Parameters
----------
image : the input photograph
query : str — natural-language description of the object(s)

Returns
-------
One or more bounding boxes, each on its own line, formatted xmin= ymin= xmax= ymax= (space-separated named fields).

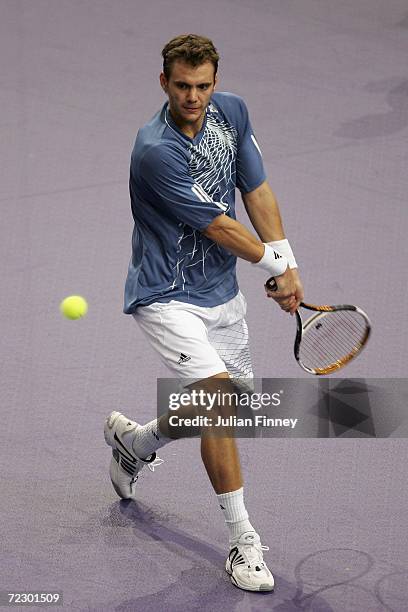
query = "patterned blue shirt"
xmin=124 ymin=92 xmax=266 ymax=313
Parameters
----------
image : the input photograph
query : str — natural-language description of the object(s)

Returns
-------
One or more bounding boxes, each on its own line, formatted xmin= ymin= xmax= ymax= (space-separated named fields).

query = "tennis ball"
xmin=60 ymin=295 xmax=88 ymax=320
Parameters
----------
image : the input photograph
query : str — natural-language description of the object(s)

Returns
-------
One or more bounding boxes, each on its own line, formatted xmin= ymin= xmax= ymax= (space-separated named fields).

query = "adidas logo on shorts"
xmin=177 ymin=352 xmax=191 ymax=364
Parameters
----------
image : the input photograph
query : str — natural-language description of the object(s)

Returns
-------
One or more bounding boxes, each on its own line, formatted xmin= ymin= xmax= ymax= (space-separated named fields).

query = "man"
xmin=104 ymin=34 xmax=304 ymax=592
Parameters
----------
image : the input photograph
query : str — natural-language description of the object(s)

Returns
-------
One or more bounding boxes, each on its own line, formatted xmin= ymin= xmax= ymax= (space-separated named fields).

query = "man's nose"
xmin=187 ymin=88 xmax=199 ymax=101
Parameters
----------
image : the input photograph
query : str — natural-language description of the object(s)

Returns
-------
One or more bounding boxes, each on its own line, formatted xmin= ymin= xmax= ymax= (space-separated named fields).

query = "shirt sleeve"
xmin=138 ymin=143 xmax=226 ymax=231
xmin=235 ymin=97 xmax=267 ymax=194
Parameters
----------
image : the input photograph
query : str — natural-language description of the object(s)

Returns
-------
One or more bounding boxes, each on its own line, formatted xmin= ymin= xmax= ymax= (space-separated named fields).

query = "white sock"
xmin=217 ymin=487 xmax=255 ymax=545
xmin=129 ymin=418 xmax=173 ymax=458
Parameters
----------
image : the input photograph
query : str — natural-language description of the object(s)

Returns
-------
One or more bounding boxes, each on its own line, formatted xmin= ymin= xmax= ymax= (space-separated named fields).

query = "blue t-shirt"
xmin=124 ymin=91 xmax=266 ymax=313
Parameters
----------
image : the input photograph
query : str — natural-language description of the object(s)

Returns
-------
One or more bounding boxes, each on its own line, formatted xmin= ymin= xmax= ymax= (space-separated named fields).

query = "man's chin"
xmin=183 ymin=109 xmax=203 ymax=119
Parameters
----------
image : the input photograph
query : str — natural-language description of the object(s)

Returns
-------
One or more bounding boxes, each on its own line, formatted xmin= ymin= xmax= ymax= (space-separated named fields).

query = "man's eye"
xmin=177 ymin=84 xmax=208 ymax=90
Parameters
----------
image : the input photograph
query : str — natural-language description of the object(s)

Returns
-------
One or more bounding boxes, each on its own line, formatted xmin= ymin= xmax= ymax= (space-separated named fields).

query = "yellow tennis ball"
xmin=60 ymin=295 xmax=88 ymax=320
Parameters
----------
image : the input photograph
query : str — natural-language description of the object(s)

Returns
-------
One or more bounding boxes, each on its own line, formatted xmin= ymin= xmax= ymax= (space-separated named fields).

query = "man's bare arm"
xmin=241 ymin=180 xmax=285 ymax=242
xmin=240 ymin=179 xmax=305 ymax=311
xmin=202 ymin=214 xmax=265 ymax=262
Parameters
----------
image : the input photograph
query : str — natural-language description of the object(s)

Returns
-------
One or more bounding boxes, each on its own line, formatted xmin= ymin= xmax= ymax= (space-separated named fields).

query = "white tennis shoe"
xmin=104 ymin=411 xmax=164 ymax=500
xmin=225 ymin=531 xmax=275 ymax=592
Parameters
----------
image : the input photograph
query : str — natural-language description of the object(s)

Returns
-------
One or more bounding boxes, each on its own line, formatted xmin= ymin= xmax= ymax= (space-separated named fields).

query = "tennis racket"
xmin=265 ymin=277 xmax=371 ymax=375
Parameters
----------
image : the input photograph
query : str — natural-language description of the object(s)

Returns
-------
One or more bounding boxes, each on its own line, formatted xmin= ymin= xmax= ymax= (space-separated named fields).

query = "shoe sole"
xmin=225 ymin=561 xmax=274 ymax=592
xmin=110 ymin=472 xmax=128 ymax=499
xmin=104 ymin=411 xmax=137 ymax=500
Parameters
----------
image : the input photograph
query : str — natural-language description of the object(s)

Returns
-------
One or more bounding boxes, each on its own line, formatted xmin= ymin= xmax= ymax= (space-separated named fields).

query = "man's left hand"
xmin=265 ymin=268 xmax=304 ymax=315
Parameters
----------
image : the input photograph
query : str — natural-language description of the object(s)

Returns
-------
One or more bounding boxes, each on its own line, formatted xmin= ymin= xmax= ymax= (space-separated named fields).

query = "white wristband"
xmin=267 ymin=239 xmax=297 ymax=269
xmin=252 ymin=244 xmax=288 ymax=276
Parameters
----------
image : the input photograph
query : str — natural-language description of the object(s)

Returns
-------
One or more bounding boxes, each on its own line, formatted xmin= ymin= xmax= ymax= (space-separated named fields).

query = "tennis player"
xmin=104 ymin=34 xmax=304 ymax=592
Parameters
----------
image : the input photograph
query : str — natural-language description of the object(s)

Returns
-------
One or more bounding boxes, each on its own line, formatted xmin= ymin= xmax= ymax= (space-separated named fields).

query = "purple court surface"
xmin=1 ymin=0 xmax=408 ymax=610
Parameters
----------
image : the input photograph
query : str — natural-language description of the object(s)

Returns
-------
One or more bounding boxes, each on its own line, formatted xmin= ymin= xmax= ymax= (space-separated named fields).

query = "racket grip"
xmin=265 ymin=277 xmax=278 ymax=291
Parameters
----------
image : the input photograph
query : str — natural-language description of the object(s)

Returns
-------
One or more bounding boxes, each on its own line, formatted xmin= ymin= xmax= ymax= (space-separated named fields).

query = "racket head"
xmin=295 ymin=303 xmax=371 ymax=375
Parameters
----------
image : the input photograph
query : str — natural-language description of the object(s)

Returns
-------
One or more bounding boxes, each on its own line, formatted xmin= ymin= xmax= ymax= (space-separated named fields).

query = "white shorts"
xmin=132 ymin=291 xmax=253 ymax=383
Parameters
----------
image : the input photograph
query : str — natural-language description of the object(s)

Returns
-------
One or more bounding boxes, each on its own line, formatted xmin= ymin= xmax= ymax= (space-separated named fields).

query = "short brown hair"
xmin=161 ymin=34 xmax=219 ymax=81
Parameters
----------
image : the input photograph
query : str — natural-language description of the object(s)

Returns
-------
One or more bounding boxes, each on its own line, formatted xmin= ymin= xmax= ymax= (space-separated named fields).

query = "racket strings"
xmin=311 ymin=311 xmax=363 ymax=357
xmin=299 ymin=309 xmax=368 ymax=373
xmin=302 ymin=312 xmax=364 ymax=362
xmin=301 ymin=311 xmax=365 ymax=367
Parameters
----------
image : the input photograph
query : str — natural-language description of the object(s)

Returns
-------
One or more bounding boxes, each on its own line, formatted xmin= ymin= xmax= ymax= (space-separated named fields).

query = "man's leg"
xmin=155 ymin=372 xmax=257 ymax=540
xmin=200 ymin=431 xmax=242 ymax=493
xmin=199 ymin=372 xmax=243 ymax=494
xmin=152 ymin=371 xmax=274 ymax=591
xmin=156 ymin=372 xmax=242 ymax=493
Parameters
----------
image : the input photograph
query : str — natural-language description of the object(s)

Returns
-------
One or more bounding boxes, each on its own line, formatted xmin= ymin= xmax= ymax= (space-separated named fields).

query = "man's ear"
xmin=160 ymin=72 xmax=168 ymax=93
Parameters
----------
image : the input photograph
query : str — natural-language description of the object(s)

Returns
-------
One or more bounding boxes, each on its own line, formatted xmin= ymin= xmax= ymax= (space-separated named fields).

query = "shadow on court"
xmin=335 ymin=79 xmax=408 ymax=139
xmin=96 ymin=501 xmax=336 ymax=612
xmin=313 ymin=379 xmax=407 ymax=438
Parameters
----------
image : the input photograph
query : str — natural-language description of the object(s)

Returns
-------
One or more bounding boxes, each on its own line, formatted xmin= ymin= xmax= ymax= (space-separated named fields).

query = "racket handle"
xmin=265 ymin=276 xmax=278 ymax=291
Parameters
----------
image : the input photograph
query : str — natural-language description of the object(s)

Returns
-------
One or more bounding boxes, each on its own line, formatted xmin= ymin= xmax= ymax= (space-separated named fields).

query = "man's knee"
xmin=188 ymin=373 xmax=238 ymax=422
